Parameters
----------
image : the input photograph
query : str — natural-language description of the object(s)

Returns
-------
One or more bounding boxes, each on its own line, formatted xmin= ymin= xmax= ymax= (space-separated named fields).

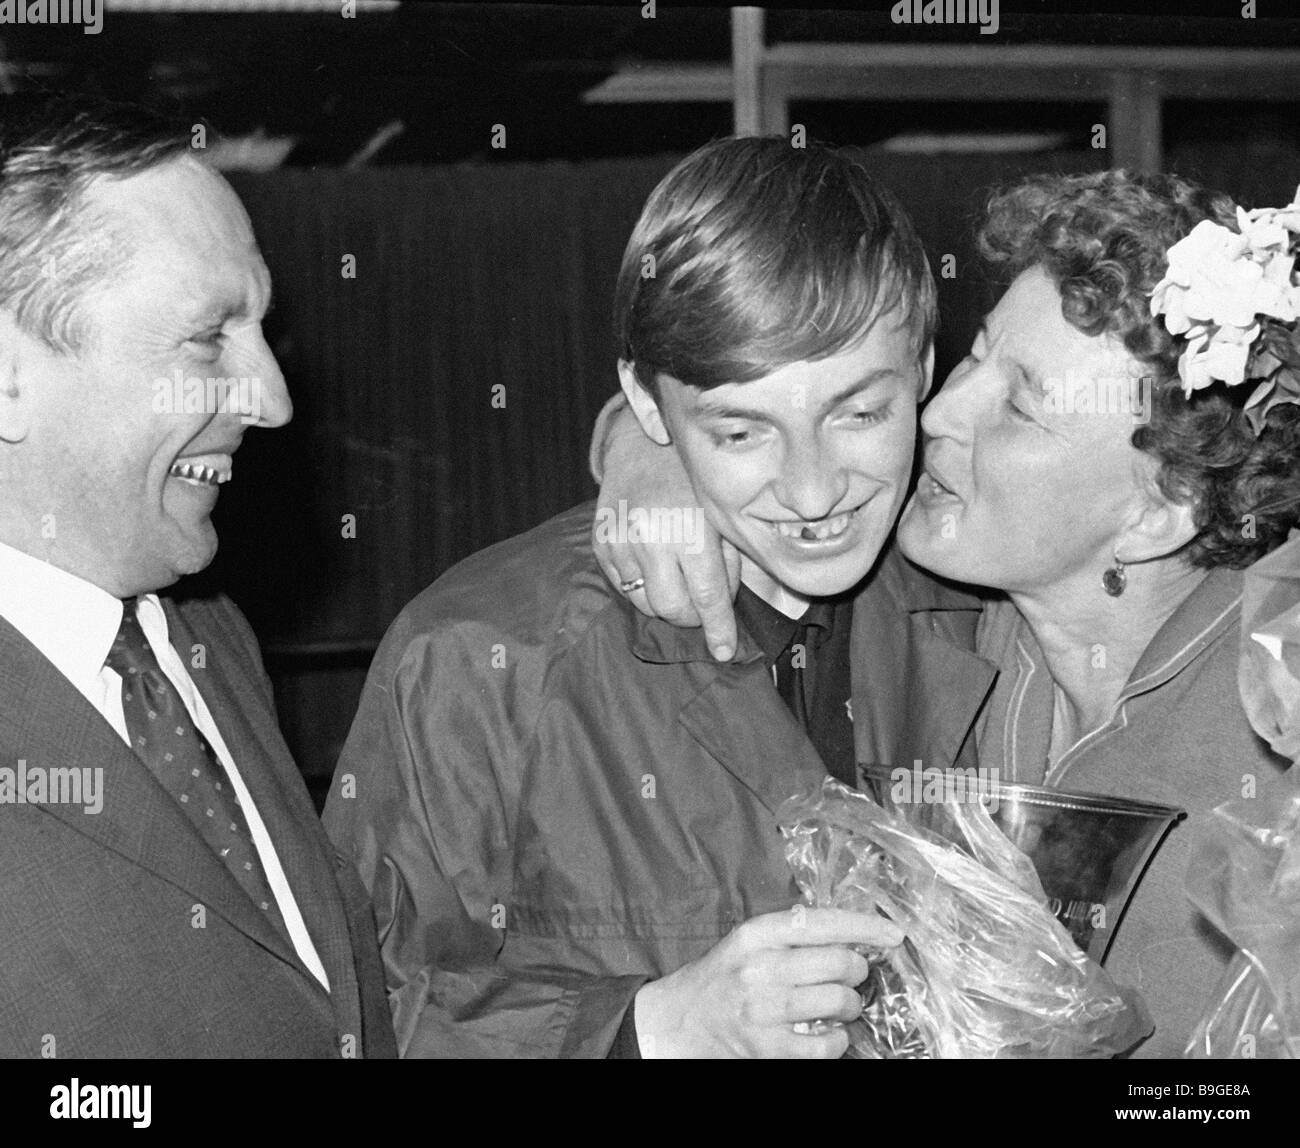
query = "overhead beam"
xmin=585 ymin=44 xmax=1300 ymax=105
xmin=582 ymin=63 xmax=732 ymax=105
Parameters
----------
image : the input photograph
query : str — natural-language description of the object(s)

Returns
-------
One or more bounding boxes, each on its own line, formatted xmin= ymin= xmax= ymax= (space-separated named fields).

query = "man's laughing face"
xmin=4 ymin=155 xmax=291 ymax=597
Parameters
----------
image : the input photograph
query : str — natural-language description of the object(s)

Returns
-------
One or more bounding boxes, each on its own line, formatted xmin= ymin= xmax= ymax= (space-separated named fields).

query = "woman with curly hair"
xmin=592 ymin=165 xmax=1299 ymax=1056
xmin=896 ymin=169 xmax=1299 ymax=1056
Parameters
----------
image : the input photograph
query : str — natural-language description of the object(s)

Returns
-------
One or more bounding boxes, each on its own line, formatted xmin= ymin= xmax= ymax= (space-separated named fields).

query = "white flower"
xmin=1176 ymin=320 xmax=1259 ymax=394
xmin=1152 ymin=191 xmax=1300 ymax=399
xmin=1243 ymin=186 xmax=1300 ymax=238
xmin=1258 ymin=248 xmax=1300 ymax=323
xmin=1151 ymin=220 xmax=1265 ymax=331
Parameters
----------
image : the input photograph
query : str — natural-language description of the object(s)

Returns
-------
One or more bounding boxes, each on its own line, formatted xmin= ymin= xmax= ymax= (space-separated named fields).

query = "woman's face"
xmin=897 ymin=266 xmax=1162 ymax=596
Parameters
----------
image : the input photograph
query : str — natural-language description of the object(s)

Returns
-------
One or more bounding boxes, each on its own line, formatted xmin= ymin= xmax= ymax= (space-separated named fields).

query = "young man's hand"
xmin=632 ymin=907 xmax=902 ymax=1059
xmin=592 ymin=401 xmax=742 ymax=660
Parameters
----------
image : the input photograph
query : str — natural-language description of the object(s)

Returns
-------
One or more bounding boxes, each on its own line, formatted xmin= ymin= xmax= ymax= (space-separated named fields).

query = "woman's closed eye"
xmin=1005 ymin=395 xmax=1035 ymax=421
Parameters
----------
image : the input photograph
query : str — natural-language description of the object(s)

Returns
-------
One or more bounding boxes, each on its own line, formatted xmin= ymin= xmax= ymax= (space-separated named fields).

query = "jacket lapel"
xmin=848 ymin=548 xmax=998 ymax=776
xmin=634 ymin=543 xmax=999 ymax=807
xmin=164 ymin=599 xmax=364 ymax=1038
xmin=678 ymin=659 xmax=833 ymax=815
xmin=0 ymin=615 xmax=293 ymax=958
xmin=634 ymin=615 xmax=829 ymax=814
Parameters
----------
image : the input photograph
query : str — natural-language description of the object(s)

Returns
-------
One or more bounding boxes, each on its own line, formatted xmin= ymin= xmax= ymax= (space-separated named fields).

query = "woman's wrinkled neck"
xmin=1008 ymin=555 xmax=1210 ymax=743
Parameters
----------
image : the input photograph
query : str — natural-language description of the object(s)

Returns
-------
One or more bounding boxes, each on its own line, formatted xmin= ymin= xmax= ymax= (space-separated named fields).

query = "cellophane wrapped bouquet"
xmin=778 ymin=777 xmax=1153 ymax=1058
xmin=1184 ymin=532 xmax=1300 ymax=1059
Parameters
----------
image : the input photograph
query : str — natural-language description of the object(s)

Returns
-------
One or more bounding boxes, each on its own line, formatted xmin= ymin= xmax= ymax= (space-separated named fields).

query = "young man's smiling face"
xmin=622 ymin=315 xmax=925 ymax=612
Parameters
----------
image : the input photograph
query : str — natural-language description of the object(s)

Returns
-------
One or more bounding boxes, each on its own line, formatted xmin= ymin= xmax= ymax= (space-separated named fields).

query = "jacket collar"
xmin=988 ymin=565 xmax=1245 ymax=703
xmin=1124 ymin=565 xmax=1243 ymax=697
xmin=630 ymin=543 xmax=996 ymax=795
xmin=848 ymin=545 xmax=996 ymax=776
xmin=630 ymin=607 xmax=767 ymax=666
xmin=629 ymin=548 xmax=986 ymax=668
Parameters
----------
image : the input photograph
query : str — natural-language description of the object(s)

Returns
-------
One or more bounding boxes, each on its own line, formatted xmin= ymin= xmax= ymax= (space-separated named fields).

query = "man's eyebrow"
xmin=692 ymin=367 xmax=905 ymax=420
xmin=183 ymin=289 xmax=274 ymax=328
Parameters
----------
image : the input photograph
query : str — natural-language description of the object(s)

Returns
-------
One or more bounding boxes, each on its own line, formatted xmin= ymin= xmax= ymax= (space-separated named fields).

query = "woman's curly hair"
xmin=979 ymin=169 xmax=1300 ymax=569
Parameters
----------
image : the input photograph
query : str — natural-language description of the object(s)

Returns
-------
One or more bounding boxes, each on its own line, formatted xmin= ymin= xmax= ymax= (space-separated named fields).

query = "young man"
xmin=325 ymin=137 xmax=992 ymax=1058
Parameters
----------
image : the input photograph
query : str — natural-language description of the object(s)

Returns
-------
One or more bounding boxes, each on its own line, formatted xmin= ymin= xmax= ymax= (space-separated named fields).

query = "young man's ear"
xmin=0 ymin=310 xmax=32 ymax=446
xmin=918 ymin=343 xmax=935 ymax=402
xmin=618 ymin=359 xmax=672 ymax=446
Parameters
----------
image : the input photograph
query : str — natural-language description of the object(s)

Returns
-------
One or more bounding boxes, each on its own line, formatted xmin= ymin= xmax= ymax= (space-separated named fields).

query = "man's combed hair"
xmin=979 ymin=169 xmax=1300 ymax=569
xmin=614 ymin=136 xmax=937 ymax=397
xmin=0 ymin=93 xmax=196 ymax=354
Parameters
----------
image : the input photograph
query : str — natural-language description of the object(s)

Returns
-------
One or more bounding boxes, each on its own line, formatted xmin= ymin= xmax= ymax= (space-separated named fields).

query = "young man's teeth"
xmin=775 ymin=511 xmax=852 ymax=541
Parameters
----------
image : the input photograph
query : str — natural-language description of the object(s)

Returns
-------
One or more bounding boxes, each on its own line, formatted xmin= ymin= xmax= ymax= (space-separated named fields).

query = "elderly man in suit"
xmin=0 ymin=94 xmax=395 ymax=1058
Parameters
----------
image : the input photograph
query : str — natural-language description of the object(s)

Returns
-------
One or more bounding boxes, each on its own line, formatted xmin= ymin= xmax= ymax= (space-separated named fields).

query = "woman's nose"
xmin=921 ymin=361 xmax=981 ymax=441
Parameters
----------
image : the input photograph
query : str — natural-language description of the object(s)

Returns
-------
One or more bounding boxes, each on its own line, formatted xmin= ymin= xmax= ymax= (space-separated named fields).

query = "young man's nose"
xmin=772 ymin=453 xmax=850 ymax=521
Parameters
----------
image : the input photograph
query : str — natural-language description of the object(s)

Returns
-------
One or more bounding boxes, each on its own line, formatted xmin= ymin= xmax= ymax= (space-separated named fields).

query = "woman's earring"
xmin=1102 ymin=555 xmax=1127 ymax=597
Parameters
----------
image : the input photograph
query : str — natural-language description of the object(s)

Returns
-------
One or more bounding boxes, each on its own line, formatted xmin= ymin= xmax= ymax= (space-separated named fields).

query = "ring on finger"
xmin=619 ymin=577 xmax=646 ymax=595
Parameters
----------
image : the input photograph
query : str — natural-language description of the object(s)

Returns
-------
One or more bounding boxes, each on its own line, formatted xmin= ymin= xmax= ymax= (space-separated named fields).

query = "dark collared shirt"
xmin=733 ymin=583 xmax=857 ymax=789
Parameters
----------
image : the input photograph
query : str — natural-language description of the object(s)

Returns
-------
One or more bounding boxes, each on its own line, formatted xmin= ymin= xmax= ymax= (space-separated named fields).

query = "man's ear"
xmin=1115 ymin=457 xmax=1199 ymax=564
xmin=0 ymin=311 xmax=31 ymax=445
xmin=918 ymin=343 xmax=935 ymax=401
xmin=617 ymin=359 xmax=672 ymax=446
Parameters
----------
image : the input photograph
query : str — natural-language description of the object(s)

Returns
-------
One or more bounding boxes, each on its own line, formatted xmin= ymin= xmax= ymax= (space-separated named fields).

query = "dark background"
xmin=6 ymin=1 xmax=1297 ymax=801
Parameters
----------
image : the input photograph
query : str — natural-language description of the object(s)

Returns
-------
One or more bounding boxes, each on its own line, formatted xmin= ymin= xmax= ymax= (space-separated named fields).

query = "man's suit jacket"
xmin=0 ymin=592 xmax=397 ymax=1058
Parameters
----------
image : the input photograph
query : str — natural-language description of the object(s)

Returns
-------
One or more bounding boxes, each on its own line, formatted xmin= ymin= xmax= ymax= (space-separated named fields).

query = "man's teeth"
xmin=774 ymin=511 xmax=854 ymax=541
xmin=169 ymin=461 xmax=231 ymax=486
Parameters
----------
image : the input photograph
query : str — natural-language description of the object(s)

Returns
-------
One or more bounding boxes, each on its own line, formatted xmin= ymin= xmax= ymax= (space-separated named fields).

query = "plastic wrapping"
xmin=1184 ymin=531 xmax=1300 ymax=1059
xmin=779 ymin=777 xmax=1153 ymax=1059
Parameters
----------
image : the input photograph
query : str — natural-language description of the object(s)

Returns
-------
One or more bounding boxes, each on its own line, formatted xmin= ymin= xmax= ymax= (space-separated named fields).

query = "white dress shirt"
xmin=0 ymin=541 xmax=329 ymax=990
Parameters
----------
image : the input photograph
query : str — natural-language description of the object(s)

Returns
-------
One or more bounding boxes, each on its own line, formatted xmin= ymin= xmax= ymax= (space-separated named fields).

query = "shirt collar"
xmin=630 ymin=580 xmax=851 ymax=667
xmin=0 ymin=542 xmax=166 ymax=693
xmin=734 ymin=583 xmax=847 ymax=662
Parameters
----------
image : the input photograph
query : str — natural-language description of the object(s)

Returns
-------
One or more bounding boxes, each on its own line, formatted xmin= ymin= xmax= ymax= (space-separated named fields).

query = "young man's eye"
xmin=847 ymin=402 xmax=891 ymax=427
xmin=709 ymin=429 xmax=753 ymax=448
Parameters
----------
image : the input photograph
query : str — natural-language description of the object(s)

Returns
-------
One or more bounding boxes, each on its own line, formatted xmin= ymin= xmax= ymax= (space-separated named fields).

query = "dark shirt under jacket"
xmin=733 ymin=584 xmax=858 ymax=790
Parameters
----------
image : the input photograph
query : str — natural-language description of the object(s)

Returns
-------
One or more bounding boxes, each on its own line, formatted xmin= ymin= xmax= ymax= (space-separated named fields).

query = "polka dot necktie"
xmin=106 ymin=598 xmax=288 ymax=938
